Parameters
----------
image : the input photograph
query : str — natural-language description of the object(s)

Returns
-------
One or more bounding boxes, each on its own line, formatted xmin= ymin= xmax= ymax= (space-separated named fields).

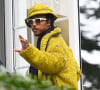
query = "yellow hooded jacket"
xmin=20 ymin=27 xmax=81 ymax=90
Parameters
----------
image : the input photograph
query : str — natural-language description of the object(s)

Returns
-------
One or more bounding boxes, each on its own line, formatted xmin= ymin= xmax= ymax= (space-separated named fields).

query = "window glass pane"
xmin=14 ymin=28 xmax=29 ymax=68
xmin=32 ymin=0 xmax=68 ymax=16
xmin=52 ymin=0 xmax=68 ymax=16
xmin=14 ymin=0 xmax=27 ymax=27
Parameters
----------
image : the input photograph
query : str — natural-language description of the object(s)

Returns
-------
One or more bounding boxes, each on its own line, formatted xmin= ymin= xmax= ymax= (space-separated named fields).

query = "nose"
xmin=31 ymin=22 xmax=36 ymax=28
xmin=32 ymin=22 xmax=37 ymax=26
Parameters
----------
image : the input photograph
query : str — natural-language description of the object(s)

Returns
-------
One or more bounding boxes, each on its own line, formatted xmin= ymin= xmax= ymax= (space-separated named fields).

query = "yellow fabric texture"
xmin=20 ymin=27 xmax=81 ymax=90
xmin=25 ymin=4 xmax=57 ymax=27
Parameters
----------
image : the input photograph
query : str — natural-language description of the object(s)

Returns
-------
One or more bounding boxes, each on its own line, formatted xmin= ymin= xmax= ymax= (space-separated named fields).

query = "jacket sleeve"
xmin=20 ymin=44 xmax=66 ymax=75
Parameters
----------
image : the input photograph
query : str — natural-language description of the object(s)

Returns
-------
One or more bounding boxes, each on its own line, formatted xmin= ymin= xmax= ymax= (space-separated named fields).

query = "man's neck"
xmin=39 ymin=26 xmax=54 ymax=38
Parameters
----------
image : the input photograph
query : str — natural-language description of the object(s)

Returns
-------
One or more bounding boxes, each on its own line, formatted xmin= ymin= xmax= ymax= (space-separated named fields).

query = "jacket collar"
xmin=40 ymin=27 xmax=61 ymax=51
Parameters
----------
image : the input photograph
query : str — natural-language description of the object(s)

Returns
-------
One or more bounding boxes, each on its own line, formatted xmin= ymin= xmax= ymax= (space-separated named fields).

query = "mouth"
xmin=32 ymin=28 xmax=38 ymax=32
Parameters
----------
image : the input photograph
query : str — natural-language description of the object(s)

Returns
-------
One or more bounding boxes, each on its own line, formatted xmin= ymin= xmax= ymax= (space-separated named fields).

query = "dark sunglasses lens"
xmin=28 ymin=19 xmax=33 ymax=25
xmin=35 ymin=19 xmax=40 ymax=23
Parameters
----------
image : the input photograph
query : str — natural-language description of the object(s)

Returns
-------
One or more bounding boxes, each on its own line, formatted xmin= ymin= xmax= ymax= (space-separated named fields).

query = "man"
xmin=14 ymin=4 xmax=81 ymax=90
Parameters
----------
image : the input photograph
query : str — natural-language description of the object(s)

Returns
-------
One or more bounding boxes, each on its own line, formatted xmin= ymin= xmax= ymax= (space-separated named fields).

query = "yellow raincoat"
xmin=20 ymin=27 xmax=81 ymax=90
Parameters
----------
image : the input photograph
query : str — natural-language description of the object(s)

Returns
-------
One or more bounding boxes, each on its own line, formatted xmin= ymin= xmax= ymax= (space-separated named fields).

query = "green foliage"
xmin=0 ymin=66 xmax=73 ymax=90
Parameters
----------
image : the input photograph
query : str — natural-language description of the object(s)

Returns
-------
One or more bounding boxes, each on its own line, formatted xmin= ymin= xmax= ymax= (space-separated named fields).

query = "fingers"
xmin=14 ymin=49 xmax=22 ymax=53
xmin=14 ymin=35 xmax=29 ymax=53
xmin=19 ymin=35 xmax=29 ymax=44
xmin=18 ymin=35 xmax=29 ymax=50
xmin=19 ymin=35 xmax=27 ymax=45
xmin=19 ymin=35 xmax=24 ymax=40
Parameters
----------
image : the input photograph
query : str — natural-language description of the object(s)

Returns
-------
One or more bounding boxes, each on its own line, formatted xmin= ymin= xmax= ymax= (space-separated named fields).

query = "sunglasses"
xmin=27 ymin=18 xmax=47 ymax=26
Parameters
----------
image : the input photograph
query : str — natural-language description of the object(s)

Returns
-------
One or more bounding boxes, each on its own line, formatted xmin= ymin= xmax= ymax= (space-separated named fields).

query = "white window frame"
xmin=5 ymin=0 xmax=14 ymax=72
xmin=67 ymin=0 xmax=81 ymax=90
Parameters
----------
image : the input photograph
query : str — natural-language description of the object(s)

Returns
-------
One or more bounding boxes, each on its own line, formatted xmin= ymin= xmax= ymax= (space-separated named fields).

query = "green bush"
xmin=0 ymin=66 xmax=74 ymax=90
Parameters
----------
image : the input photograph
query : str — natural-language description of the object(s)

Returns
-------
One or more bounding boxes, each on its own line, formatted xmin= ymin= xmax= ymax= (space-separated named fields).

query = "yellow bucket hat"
xmin=25 ymin=4 xmax=58 ymax=27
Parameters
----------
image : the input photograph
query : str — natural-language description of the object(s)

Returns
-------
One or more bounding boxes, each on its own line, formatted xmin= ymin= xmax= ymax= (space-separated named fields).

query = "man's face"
xmin=29 ymin=15 xmax=50 ymax=36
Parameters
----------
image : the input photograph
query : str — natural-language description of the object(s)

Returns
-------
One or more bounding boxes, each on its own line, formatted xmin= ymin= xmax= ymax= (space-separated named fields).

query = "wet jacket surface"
xmin=20 ymin=27 xmax=81 ymax=90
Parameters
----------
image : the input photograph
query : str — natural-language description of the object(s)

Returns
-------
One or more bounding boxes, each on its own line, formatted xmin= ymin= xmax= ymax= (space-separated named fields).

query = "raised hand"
xmin=14 ymin=35 xmax=29 ymax=53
